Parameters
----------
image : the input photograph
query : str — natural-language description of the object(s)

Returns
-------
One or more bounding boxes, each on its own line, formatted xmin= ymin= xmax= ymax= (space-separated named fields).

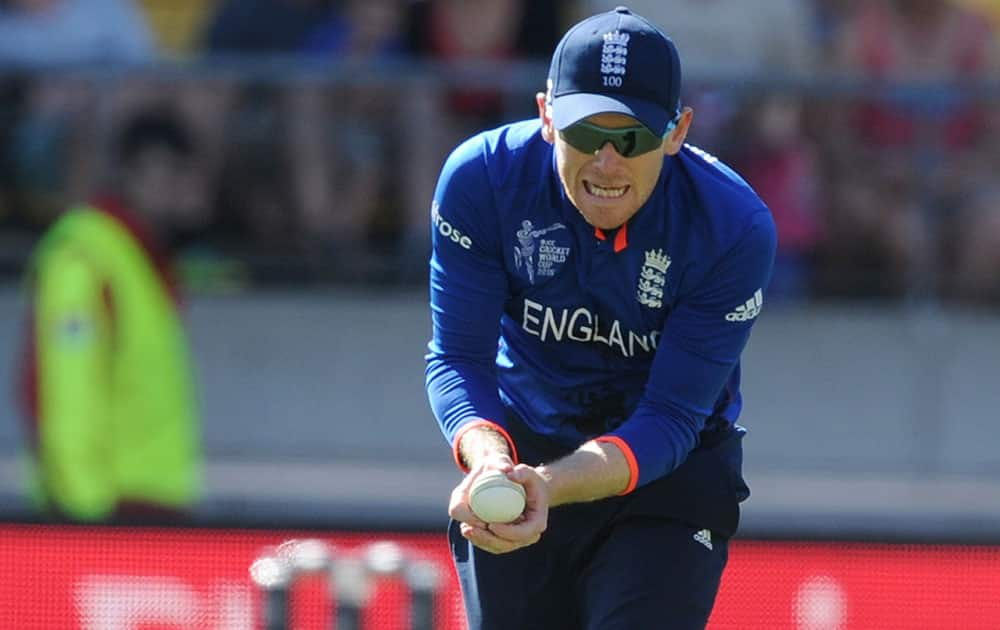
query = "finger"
xmin=480 ymin=454 xmax=515 ymax=474
xmin=488 ymin=514 xmax=545 ymax=542
xmin=508 ymin=464 xmax=535 ymax=484
xmin=508 ymin=466 xmax=549 ymax=518
xmin=463 ymin=515 xmax=542 ymax=552
xmin=485 ymin=527 xmax=541 ymax=549
xmin=450 ymin=464 xmax=503 ymax=526
xmin=450 ymin=506 xmax=488 ymax=528
xmin=449 ymin=487 xmax=488 ymax=528
xmin=461 ymin=521 xmax=521 ymax=548
xmin=460 ymin=521 xmax=516 ymax=544
xmin=460 ymin=522 xmax=529 ymax=555
xmin=509 ymin=464 xmax=545 ymax=495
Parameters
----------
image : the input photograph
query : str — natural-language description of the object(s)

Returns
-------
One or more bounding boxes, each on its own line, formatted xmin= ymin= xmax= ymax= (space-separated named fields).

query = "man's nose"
xmin=593 ymin=141 xmax=625 ymax=165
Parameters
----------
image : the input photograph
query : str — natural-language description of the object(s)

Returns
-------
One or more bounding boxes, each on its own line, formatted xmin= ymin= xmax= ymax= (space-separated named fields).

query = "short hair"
xmin=114 ymin=107 xmax=195 ymax=166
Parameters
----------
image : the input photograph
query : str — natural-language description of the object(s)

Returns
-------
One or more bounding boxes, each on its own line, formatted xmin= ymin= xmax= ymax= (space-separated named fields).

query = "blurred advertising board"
xmin=0 ymin=524 xmax=998 ymax=629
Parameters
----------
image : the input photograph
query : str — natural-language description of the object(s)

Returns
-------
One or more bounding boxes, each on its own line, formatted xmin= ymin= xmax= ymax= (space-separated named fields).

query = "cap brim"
xmin=551 ymin=93 xmax=672 ymax=135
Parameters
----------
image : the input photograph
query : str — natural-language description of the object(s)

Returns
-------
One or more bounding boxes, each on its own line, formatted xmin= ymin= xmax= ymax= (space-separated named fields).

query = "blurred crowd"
xmin=1 ymin=0 xmax=1000 ymax=303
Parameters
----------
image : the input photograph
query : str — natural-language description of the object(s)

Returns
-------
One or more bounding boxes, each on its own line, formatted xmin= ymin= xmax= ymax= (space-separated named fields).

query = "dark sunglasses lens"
xmin=560 ymin=125 xmax=603 ymax=153
xmin=560 ymin=124 xmax=661 ymax=157
xmin=623 ymin=129 xmax=663 ymax=156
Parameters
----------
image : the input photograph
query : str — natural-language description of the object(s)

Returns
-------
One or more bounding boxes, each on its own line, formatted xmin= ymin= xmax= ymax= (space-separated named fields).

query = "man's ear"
xmin=537 ymin=91 xmax=555 ymax=144
xmin=663 ymin=107 xmax=694 ymax=156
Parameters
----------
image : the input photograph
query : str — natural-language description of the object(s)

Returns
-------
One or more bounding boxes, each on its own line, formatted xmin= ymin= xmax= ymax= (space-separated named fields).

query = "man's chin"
xmin=578 ymin=204 xmax=635 ymax=231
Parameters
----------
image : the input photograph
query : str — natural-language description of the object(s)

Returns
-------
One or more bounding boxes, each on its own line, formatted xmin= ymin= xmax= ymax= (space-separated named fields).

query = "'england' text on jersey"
xmin=522 ymin=299 xmax=659 ymax=358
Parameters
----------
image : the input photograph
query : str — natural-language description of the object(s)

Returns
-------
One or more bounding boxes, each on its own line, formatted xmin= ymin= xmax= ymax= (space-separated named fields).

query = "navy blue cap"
xmin=548 ymin=6 xmax=681 ymax=135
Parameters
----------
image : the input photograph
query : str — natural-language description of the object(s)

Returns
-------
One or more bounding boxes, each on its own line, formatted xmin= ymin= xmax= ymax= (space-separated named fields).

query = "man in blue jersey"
xmin=425 ymin=6 xmax=777 ymax=629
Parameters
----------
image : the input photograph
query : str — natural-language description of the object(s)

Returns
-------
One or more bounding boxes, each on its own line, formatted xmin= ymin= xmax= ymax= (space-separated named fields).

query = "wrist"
xmin=534 ymin=463 xmax=559 ymax=505
xmin=454 ymin=421 xmax=516 ymax=471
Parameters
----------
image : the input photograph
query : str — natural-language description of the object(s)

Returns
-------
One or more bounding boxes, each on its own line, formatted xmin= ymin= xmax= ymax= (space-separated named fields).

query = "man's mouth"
xmin=584 ymin=181 xmax=628 ymax=199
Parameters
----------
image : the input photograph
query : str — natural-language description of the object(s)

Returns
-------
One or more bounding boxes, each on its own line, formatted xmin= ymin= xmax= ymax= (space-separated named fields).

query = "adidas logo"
xmin=725 ymin=289 xmax=763 ymax=322
xmin=693 ymin=529 xmax=713 ymax=550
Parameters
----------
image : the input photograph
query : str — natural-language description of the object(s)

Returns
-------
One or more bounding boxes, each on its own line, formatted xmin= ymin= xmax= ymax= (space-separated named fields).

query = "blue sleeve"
xmin=608 ymin=210 xmax=777 ymax=489
xmin=425 ymin=137 xmax=511 ymax=449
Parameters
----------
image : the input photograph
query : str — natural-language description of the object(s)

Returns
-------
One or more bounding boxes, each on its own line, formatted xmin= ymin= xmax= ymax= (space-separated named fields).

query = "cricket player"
xmin=425 ymin=7 xmax=776 ymax=629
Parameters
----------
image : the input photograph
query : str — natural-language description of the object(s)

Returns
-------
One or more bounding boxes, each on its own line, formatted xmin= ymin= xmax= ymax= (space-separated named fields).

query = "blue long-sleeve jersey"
xmin=426 ymin=119 xmax=776 ymax=492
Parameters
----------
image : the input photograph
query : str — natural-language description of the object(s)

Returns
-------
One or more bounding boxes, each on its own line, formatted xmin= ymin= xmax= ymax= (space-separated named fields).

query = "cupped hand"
xmin=452 ymin=463 xmax=550 ymax=555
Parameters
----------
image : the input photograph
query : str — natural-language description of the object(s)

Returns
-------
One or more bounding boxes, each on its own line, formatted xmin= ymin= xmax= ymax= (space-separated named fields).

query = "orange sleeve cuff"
xmin=452 ymin=420 xmax=519 ymax=473
xmin=595 ymin=435 xmax=638 ymax=495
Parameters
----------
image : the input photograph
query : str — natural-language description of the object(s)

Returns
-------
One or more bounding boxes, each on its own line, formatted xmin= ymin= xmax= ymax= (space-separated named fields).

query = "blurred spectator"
xmin=16 ymin=106 xmax=203 ymax=523
xmin=584 ymin=0 xmax=817 ymax=148
xmin=287 ymin=0 xmax=430 ymax=281
xmin=136 ymin=0 xmax=218 ymax=58
xmin=810 ymin=0 xmax=862 ymax=63
xmin=951 ymin=191 xmax=1000 ymax=305
xmin=202 ymin=0 xmax=331 ymax=54
xmin=954 ymin=0 xmax=1000 ymax=33
xmin=408 ymin=0 xmax=543 ymax=131
xmin=820 ymin=0 xmax=1000 ymax=298
xmin=202 ymin=0 xmax=451 ymax=282
xmin=210 ymin=83 xmax=302 ymax=269
xmin=203 ymin=0 xmax=409 ymax=280
xmin=833 ymin=0 xmax=999 ymax=148
xmin=303 ymin=0 xmax=407 ymax=57
xmin=0 ymin=78 xmax=26 ymax=227
xmin=938 ymin=103 xmax=1000 ymax=304
xmin=197 ymin=0 xmax=334 ymax=278
xmin=584 ymin=0 xmax=815 ymax=77
xmin=0 ymin=0 xmax=158 ymax=231
xmin=102 ymin=79 xmax=228 ymax=244
xmin=0 ymin=0 xmax=154 ymax=65
xmin=398 ymin=0 xmax=563 ymax=277
xmin=200 ymin=0 xmax=411 ymax=281
xmin=729 ymin=97 xmax=823 ymax=301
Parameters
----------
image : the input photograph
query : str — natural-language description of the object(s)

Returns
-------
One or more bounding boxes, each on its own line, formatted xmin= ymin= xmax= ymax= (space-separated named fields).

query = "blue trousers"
xmin=450 ymin=500 xmax=729 ymax=630
xmin=450 ymin=411 xmax=743 ymax=629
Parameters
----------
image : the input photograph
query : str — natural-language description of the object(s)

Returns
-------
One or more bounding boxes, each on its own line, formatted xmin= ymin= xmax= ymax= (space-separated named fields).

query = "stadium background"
xmin=1 ymin=0 xmax=999 ymax=627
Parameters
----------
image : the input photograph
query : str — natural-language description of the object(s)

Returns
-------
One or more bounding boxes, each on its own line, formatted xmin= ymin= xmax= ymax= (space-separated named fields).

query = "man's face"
xmin=552 ymin=112 xmax=667 ymax=230
xmin=121 ymin=145 xmax=190 ymax=227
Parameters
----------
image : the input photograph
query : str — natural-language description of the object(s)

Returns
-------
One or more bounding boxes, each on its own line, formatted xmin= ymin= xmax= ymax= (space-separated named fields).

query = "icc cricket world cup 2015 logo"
xmin=514 ymin=220 xmax=568 ymax=284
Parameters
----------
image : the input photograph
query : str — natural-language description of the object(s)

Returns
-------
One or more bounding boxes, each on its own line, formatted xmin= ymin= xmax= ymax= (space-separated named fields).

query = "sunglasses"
xmin=558 ymin=116 xmax=679 ymax=158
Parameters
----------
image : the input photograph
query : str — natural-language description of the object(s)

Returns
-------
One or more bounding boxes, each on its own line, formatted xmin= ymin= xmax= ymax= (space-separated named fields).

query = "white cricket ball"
xmin=469 ymin=470 xmax=526 ymax=523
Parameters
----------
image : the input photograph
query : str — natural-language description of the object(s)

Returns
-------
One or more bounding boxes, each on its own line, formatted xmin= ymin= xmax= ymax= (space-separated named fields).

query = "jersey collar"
xmin=593 ymin=223 xmax=629 ymax=252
